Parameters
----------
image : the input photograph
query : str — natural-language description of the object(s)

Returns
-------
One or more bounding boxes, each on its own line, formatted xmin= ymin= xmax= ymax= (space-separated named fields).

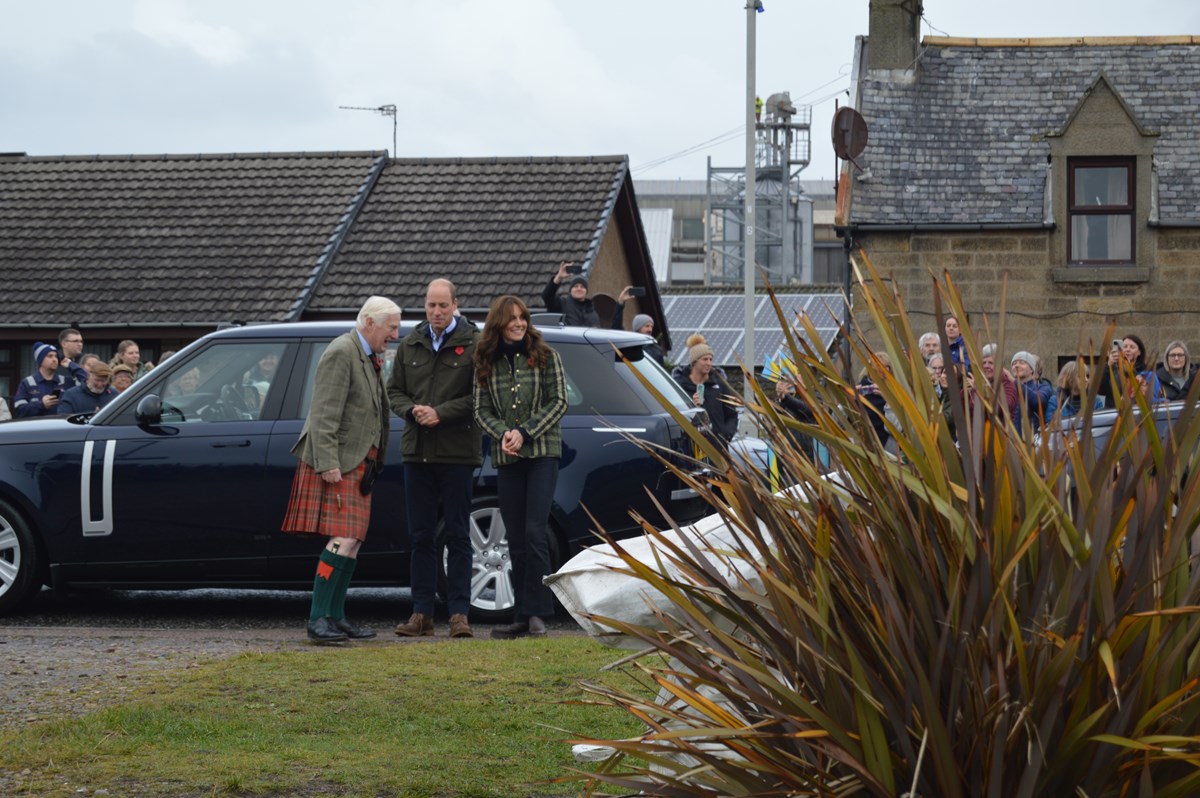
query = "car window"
xmin=556 ymin=342 xmax=661 ymax=416
xmin=295 ymin=338 xmax=668 ymax=418
xmin=158 ymin=341 xmax=287 ymax=423
xmin=296 ymin=342 xmax=400 ymax=420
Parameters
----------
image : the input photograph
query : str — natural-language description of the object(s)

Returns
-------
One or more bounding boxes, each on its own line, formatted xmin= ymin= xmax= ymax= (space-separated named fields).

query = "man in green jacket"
xmin=388 ymin=278 xmax=481 ymax=638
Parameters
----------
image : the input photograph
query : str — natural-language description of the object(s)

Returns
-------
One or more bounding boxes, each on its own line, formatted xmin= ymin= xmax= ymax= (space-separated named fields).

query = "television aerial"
xmin=339 ymin=104 xmax=397 ymax=156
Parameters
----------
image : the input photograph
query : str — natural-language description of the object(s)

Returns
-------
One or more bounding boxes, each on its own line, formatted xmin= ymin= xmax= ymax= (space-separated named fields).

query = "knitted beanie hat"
xmin=687 ymin=333 xmax=713 ymax=365
xmin=33 ymin=342 xmax=57 ymax=367
xmin=631 ymin=313 xmax=653 ymax=332
xmin=1010 ymin=350 xmax=1039 ymax=375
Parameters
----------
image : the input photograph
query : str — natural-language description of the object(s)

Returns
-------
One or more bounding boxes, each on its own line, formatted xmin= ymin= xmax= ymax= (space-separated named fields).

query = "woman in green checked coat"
xmin=473 ymin=295 xmax=568 ymax=639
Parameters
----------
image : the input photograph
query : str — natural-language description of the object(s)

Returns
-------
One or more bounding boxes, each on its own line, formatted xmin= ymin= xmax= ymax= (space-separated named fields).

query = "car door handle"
xmin=211 ymin=440 xmax=252 ymax=448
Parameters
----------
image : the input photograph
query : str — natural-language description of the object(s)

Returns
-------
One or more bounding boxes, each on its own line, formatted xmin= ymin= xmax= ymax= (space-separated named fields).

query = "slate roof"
xmin=309 ymin=156 xmax=631 ymax=312
xmin=849 ymin=37 xmax=1200 ymax=226
xmin=0 ymin=151 xmax=384 ymax=325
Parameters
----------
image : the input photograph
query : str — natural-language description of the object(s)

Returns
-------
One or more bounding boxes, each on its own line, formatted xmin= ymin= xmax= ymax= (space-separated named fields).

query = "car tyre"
xmin=0 ymin=499 xmax=42 ymax=615
xmin=439 ymin=494 xmax=560 ymax=622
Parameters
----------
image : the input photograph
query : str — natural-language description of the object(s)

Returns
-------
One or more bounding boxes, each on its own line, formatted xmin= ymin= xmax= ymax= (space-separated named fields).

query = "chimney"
xmin=867 ymin=0 xmax=924 ymax=71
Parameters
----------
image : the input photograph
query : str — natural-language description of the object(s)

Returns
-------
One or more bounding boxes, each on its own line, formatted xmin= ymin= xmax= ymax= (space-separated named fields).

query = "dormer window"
xmin=1068 ymin=157 xmax=1134 ymax=264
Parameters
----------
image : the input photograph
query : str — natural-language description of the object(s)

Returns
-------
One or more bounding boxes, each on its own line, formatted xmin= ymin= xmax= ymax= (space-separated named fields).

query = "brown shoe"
xmin=448 ymin=613 xmax=473 ymax=638
xmin=394 ymin=612 xmax=434 ymax=637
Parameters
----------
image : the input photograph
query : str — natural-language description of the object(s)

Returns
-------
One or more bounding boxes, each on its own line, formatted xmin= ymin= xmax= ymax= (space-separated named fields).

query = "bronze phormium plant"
xmin=559 ymin=253 xmax=1200 ymax=797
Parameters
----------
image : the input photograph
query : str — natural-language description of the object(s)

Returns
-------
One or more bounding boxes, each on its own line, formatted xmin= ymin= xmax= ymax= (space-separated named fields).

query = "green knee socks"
xmin=309 ymin=549 xmax=355 ymax=622
xmin=330 ymin=556 xmax=357 ymax=621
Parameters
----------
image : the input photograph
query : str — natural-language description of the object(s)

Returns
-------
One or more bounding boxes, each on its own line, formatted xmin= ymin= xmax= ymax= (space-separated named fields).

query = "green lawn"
xmin=1 ymin=637 xmax=643 ymax=797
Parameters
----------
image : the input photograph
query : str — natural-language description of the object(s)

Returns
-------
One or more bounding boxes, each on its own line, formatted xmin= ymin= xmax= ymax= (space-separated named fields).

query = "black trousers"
xmin=497 ymin=457 xmax=558 ymax=619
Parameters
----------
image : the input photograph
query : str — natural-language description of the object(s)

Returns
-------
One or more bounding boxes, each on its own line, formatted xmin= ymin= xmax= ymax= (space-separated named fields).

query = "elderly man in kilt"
xmin=282 ymin=296 xmax=401 ymax=644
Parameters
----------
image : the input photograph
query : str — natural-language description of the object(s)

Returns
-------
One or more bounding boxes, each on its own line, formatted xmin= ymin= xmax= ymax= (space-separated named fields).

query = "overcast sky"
xmin=4 ymin=0 xmax=1198 ymax=181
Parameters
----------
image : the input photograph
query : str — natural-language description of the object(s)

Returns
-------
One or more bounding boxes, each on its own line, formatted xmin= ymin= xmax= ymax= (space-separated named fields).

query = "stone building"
xmin=838 ymin=0 xmax=1200 ymax=373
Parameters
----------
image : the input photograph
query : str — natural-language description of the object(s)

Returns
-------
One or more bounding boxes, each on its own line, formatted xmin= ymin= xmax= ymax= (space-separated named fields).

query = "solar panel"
xmin=663 ymin=291 xmax=846 ymax=368
xmin=664 ymin=295 xmax=719 ymax=333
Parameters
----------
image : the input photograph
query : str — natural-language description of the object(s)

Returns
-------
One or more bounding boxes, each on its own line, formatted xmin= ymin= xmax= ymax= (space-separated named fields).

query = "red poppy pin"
xmin=454 ymin=346 xmax=465 ymax=356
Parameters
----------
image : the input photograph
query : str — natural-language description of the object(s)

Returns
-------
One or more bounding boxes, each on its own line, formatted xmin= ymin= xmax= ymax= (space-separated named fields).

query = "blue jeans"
xmin=403 ymin=462 xmax=475 ymax=616
xmin=497 ymin=457 xmax=558 ymax=619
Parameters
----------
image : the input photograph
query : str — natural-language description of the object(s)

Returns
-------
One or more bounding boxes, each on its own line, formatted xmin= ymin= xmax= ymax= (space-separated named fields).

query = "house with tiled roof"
xmin=304 ymin=156 xmax=664 ymax=333
xmin=0 ymin=151 xmax=662 ymax=398
xmin=839 ymin=0 xmax=1200 ymax=370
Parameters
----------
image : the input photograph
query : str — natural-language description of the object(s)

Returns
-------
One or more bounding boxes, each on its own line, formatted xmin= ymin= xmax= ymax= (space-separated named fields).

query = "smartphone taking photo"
xmin=628 ymin=286 xmax=646 ymax=297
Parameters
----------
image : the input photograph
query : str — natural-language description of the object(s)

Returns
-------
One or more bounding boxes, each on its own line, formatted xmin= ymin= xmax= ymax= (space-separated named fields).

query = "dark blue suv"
xmin=0 ymin=321 xmax=708 ymax=619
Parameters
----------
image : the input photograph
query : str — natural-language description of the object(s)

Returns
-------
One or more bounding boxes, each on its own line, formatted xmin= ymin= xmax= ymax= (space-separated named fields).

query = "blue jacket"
xmin=58 ymin=383 xmax=118 ymax=415
xmin=1044 ymin=390 xmax=1104 ymax=420
xmin=1017 ymin=378 xmax=1055 ymax=433
xmin=13 ymin=372 xmax=69 ymax=418
xmin=947 ymin=336 xmax=969 ymax=368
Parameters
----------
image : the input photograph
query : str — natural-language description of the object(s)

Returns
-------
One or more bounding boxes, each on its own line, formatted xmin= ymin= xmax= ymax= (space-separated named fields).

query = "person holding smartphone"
xmin=1098 ymin=334 xmax=1162 ymax=408
xmin=610 ymin=285 xmax=663 ymax=365
xmin=541 ymin=260 xmax=599 ymax=327
xmin=13 ymin=341 xmax=69 ymax=418
xmin=675 ymin=334 xmax=738 ymax=448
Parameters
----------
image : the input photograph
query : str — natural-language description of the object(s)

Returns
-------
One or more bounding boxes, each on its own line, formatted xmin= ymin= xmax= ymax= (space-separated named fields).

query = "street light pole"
xmin=743 ymin=1 xmax=758 ymax=407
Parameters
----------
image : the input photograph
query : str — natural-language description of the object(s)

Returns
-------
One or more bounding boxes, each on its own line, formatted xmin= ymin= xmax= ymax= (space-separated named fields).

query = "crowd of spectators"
xmin=909 ymin=316 xmax=1195 ymax=438
xmin=757 ymin=313 xmax=1197 ymax=455
xmin=6 ymin=329 xmax=155 ymax=420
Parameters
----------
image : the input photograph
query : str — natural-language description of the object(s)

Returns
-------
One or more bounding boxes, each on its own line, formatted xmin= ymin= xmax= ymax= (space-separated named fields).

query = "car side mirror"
xmin=135 ymin=394 xmax=163 ymax=426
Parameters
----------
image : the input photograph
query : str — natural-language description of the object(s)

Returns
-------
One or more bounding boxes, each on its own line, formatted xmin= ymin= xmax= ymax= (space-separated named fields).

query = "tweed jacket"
xmin=387 ymin=318 xmax=481 ymax=465
xmin=474 ymin=345 xmax=567 ymax=467
xmin=292 ymin=329 xmax=389 ymax=474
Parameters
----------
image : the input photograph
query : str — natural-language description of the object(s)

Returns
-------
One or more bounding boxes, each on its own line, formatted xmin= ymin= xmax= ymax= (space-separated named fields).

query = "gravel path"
xmin=0 ymin=625 xmax=303 ymax=729
xmin=0 ymin=588 xmax=585 ymax=732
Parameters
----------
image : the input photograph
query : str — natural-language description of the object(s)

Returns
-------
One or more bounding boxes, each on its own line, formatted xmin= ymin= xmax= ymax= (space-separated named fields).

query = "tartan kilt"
xmin=280 ymin=449 xmax=376 ymax=541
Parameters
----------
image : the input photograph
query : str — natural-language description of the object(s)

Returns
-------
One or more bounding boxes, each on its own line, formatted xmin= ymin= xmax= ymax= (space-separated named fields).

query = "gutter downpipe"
xmin=841 ymin=225 xmax=854 ymax=383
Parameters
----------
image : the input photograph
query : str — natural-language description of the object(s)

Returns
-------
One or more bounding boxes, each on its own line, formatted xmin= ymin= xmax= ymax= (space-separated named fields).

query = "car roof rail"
xmin=530 ymin=312 xmax=565 ymax=327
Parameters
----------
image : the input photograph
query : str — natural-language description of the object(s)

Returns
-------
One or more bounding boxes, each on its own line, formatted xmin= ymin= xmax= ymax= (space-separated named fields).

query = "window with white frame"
xmin=1068 ymin=157 xmax=1134 ymax=264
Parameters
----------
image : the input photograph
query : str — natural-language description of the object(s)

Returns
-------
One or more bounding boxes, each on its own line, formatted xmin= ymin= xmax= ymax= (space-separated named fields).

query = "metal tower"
xmin=706 ymin=92 xmax=812 ymax=286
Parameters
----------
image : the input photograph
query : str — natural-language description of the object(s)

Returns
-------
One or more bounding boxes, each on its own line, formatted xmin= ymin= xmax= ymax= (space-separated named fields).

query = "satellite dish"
xmin=831 ymin=106 xmax=869 ymax=167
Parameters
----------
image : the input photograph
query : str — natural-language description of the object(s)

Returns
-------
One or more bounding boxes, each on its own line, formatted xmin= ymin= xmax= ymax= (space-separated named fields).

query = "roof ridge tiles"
xmin=924 ymin=35 xmax=1200 ymax=48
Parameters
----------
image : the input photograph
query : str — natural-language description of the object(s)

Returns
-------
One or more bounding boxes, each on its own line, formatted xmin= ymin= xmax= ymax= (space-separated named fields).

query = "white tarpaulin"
xmin=544 ymin=478 xmax=850 ymax=648
xmin=545 ymin=503 xmax=778 ymax=650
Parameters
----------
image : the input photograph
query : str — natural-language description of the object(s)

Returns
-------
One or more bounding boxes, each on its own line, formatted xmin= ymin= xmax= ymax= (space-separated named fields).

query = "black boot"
xmin=491 ymin=619 xmax=530 ymax=640
xmin=334 ymin=618 xmax=377 ymax=639
xmin=307 ymin=616 xmax=349 ymax=644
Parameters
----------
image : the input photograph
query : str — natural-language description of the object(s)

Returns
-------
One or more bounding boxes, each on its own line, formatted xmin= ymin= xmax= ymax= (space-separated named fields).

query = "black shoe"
xmin=334 ymin=617 xmax=377 ymax=640
xmin=307 ymin=616 xmax=349 ymax=644
xmin=491 ymin=620 xmax=529 ymax=640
